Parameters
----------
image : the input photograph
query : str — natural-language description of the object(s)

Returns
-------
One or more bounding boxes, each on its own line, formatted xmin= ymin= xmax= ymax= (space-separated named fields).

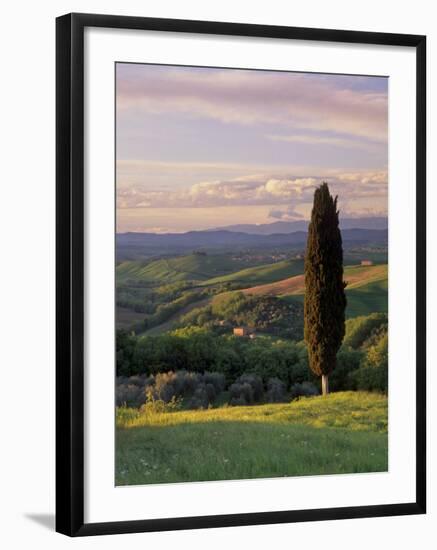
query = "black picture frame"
xmin=56 ymin=12 xmax=426 ymax=537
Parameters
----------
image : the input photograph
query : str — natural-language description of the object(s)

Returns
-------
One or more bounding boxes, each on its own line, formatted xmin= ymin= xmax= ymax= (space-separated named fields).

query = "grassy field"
xmin=116 ymin=254 xmax=262 ymax=284
xmin=346 ymin=279 xmax=388 ymax=317
xmin=116 ymin=392 xmax=388 ymax=486
xmin=200 ymin=259 xmax=304 ymax=287
xmin=288 ymin=275 xmax=388 ymax=318
xmin=256 ymin=264 xmax=388 ymax=319
xmin=241 ymin=264 xmax=387 ymax=298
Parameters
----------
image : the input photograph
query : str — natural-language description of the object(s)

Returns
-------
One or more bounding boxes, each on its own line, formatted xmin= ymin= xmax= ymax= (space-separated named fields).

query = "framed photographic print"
xmin=56 ymin=13 xmax=426 ymax=536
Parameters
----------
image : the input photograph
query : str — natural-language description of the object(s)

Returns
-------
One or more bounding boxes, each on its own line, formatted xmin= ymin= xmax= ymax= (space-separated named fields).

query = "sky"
xmin=116 ymin=63 xmax=388 ymax=233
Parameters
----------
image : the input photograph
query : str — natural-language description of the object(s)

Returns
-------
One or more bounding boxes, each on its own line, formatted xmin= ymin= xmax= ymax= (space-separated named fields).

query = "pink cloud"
xmin=117 ymin=65 xmax=388 ymax=142
xmin=116 ymin=169 xmax=387 ymax=209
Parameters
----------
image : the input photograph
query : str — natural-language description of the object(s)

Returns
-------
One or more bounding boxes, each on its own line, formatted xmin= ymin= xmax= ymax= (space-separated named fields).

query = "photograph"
xmin=114 ymin=63 xmax=389 ymax=486
xmin=0 ymin=2 xmax=430 ymax=545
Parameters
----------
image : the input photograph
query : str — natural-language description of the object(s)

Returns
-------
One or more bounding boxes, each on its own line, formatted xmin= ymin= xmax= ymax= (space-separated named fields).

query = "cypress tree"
xmin=304 ymin=182 xmax=346 ymax=395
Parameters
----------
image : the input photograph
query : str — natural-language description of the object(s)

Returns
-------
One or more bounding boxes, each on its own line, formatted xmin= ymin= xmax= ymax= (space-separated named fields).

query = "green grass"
xmin=200 ymin=259 xmax=304 ymax=287
xmin=346 ymin=279 xmax=388 ymax=318
xmin=344 ymin=264 xmax=388 ymax=288
xmin=116 ymin=254 xmax=261 ymax=284
xmin=285 ymin=265 xmax=388 ymax=319
xmin=116 ymin=392 xmax=388 ymax=485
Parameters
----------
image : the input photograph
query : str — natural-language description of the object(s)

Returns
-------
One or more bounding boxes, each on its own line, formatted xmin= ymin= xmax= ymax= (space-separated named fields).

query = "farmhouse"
xmin=361 ymin=259 xmax=374 ymax=266
xmin=233 ymin=326 xmax=256 ymax=338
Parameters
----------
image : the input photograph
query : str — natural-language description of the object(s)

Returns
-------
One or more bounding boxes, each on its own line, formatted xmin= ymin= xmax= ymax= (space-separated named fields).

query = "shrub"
xmin=349 ymin=364 xmax=388 ymax=393
xmin=229 ymin=373 xmax=264 ymax=405
xmin=239 ymin=373 xmax=264 ymax=401
xmin=150 ymin=370 xmax=201 ymax=403
xmin=328 ymin=349 xmax=364 ymax=391
xmin=265 ymin=377 xmax=288 ymax=403
xmin=343 ymin=313 xmax=388 ymax=350
xmin=349 ymin=333 xmax=388 ymax=393
xmin=290 ymin=381 xmax=319 ymax=400
xmin=203 ymin=371 xmax=226 ymax=393
xmin=229 ymin=396 xmax=247 ymax=407
xmin=115 ymin=374 xmax=154 ymax=407
xmin=140 ymin=394 xmax=181 ymax=414
xmin=366 ymin=333 xmax=388 ymax=370
xmin=185 ymin=374 xmax=225 ymax=409
xmin=126 ymin=374 xmax=154 ymax=387
xmin=186 ymin=386 xmax=210 ymax=409
xmin=229 ymin=382 xmax=254 ymax=405
xmin=116 ymin=384 xmax=146 ymax=408
xmin=146 ymin=370 xmax=226 ymax=409
xmin=116 ymin=330 xmax=139 ymax=377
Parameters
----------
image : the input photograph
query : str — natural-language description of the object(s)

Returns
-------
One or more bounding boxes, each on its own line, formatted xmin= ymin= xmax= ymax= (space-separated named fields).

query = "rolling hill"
xmin=345 ymin=279 xmax=388 ymax=317
xmin=237 ymin=264 xmax=388 ymax=319
xmin=240 ymin=264 xmax=387 ymax=297
xmin=116 ymin=250 xmax=388 ymax=332
xmin=200 ymin=258 xmax=305 ymax=287
xmin=285 ymin=278 xmax=388 ymax=319
xmin=116 ymin=254 xmax=259 ymax=284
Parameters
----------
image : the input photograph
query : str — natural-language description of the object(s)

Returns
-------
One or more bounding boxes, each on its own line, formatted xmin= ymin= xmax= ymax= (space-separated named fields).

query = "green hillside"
xmin=345 ymin=279 xmax=388 ymax=317
xmin=237 ymin=264 xmax=387 ymax=297
xmin=344 ymin=264 xmax=388 ymax=289
xmin=201 ymin=259 xmax=304 ymax=287
xmin=287 ymin=275 xmax=387 ymax=319
xmin=116 ymin=254 xmax=388 ymax=332
xmin=116 ymin=392 xmax=388 ymax=485
xmin=116 ymin=254 xmax=256 ymax=284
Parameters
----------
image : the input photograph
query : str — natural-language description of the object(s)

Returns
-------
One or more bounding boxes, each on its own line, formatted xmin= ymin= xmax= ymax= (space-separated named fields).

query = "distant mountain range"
xmin=117 ymin=227 xmax=388 ymax=251
xmin=208 ymin=217 xmax=388 ymax=235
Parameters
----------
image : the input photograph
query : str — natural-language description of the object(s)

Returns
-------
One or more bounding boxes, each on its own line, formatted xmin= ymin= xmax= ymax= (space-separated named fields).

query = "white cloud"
xmin=268 ymin=206 xmax=304 ymax=221
xmin=116 ymin=170 xmax=387 ymax=210
xmin=264 ymin=177 xmax=318 ymax=198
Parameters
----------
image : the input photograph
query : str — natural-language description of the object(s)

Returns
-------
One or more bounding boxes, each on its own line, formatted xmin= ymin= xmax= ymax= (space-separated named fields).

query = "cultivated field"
xmin=241 ymin=264 xmax=387 ymax=297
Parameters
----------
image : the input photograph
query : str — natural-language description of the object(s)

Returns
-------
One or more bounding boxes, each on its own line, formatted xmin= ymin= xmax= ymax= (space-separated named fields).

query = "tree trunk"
xmin=321 ymin=374 xmax=329 ymax=396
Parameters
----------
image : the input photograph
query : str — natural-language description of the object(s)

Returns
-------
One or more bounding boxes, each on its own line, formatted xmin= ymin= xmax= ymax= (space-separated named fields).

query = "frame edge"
xmin=415 ymin=35 xmax=426 ymax=515
xmin=56 ymin=12 xmax=86 ymax=536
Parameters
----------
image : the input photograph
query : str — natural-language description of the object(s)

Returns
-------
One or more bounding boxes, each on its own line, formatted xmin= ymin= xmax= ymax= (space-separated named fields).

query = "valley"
xmin=116 ymin=224 xmax=388 ymax=336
